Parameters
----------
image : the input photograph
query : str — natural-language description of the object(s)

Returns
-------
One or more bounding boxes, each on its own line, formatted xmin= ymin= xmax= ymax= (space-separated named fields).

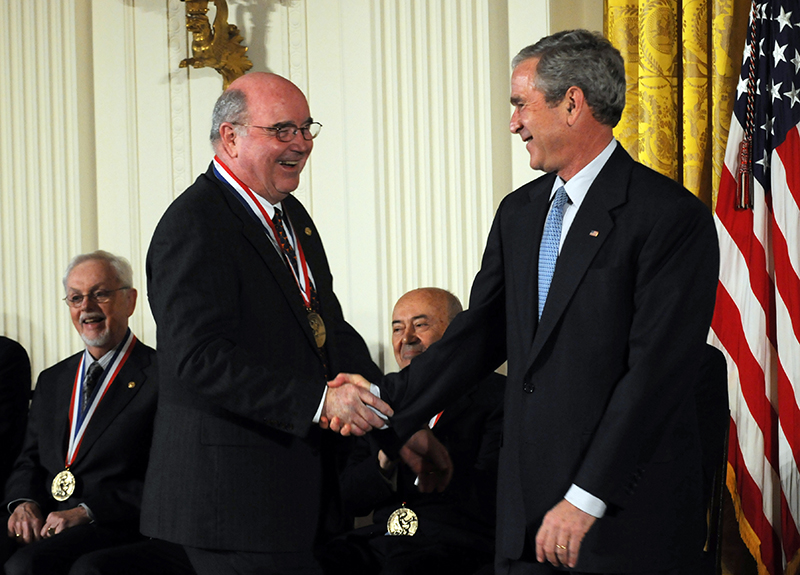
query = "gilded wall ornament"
xmin=180 ymin=0 xmax=253 ymax=89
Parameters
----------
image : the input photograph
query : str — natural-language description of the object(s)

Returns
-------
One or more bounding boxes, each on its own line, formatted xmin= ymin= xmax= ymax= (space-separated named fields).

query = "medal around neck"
xmin=307 ymin=311 xmax=326 ymax=348
xmin=52 ymin=469 xmax=76 ymax=502
xmin=387 ymin=504 xmax=418 ymax=536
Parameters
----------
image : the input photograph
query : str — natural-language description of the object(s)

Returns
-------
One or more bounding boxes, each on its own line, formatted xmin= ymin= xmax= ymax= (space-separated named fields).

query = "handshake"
xmin=320 ymin=373 xmax=452 ymax=493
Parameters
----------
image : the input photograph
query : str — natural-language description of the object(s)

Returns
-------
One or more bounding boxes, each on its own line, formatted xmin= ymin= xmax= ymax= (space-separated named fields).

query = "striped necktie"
xmin=82 ymin=361 xmax=103 ymax=414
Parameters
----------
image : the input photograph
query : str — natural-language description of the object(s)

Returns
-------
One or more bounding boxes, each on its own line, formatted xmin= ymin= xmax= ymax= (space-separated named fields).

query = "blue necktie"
xmin=538 ymin=186 xmax=569 ymax=319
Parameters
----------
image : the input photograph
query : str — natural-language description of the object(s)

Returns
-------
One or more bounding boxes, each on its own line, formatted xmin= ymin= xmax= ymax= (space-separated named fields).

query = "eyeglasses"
xmin=64 ymin=287 xmax=130 ymax=308
xmin=233 ymin=122 xmax=322 ymax=142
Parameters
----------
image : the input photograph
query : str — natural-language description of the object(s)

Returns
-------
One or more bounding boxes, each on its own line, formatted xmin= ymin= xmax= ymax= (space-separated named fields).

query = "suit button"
xmin=523 ymin=381 xmax=535 ymax=393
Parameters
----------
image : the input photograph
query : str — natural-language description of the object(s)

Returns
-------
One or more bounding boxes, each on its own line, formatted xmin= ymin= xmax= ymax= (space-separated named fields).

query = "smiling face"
xmin=391 ymin=290 xmax=452 ymax=369
xmin=219 ymin=73 xmax=314 ymax=205
xmin=509 ymin=57 xmax=571 ymax=176
xmin=66 ymin=259 xmax=137 ymax=359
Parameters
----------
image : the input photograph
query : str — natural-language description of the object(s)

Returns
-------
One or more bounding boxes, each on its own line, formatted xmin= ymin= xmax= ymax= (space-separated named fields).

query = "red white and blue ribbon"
xmin=212 ymin=156 xmax=316 ymax=308
xmin=66 ymin=329 xmax=136 ymax=468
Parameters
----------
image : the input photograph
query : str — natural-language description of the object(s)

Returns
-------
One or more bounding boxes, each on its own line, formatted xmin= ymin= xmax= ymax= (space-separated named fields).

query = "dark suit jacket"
xmin=142 ymin=165 xmax=382 ymax=554
xmin=382 ymin=146 xmax=720 ymax=572
xmin=3 ymin=339 xmax=157 ymax=528
xmin=341 ymin=372 xmax=504 ymax=552
xmin=0 ymin=337 xmax=30 ymax=494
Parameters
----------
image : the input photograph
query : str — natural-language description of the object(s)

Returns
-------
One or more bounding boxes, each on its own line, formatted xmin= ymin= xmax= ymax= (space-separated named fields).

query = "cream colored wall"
xmin=0 ymin=1 xmax=92 ymax=380
xmin=1 ymin=0 xmax=600 ymax=380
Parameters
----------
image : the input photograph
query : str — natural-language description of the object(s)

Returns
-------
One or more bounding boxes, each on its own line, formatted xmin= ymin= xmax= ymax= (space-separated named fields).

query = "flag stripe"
xmin=772 ymin=136 xmax=800 ymax=344
xmin=714 ymin=221 xmax=780 ymax=466
xmin=729 ymin=416 xmax=781 ymax=570
xmin=716 ymin=168 xmax=776 ymax=345
xmin=712 ymin=282 xmax=779 ymax=502
xmin=779 ymin=424 xmax=800 ymax=559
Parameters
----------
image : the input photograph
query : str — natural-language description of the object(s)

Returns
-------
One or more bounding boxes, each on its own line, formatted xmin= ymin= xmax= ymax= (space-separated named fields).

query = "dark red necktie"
xmin=271 ymin=208 xmax=299 ymax=275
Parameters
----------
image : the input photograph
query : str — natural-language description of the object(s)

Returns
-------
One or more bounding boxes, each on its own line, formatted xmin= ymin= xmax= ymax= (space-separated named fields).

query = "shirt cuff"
xmin=312 ymin=386 xmax=327 ymax=423
xmin=565 ymin=484 xmax=606 ymax=518
xmin=78 ymin=502 xmax=96 ymax=523
xmin=7 ymin=498 xmax=36 ymax=515
xmin=312 ymin=383 xmax=388 ymax=429
xmin=369 ymin=383 xmax=389 ymax=429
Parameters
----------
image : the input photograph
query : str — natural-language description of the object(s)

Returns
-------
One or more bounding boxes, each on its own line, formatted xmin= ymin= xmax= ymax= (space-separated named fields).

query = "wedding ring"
xmin=47 ymin=527 xmax=55 ymax=535
xmin=15 ymin=533 xmax=20 ymax=537
xmin=556 ymin=544 xmax=566 ymax=550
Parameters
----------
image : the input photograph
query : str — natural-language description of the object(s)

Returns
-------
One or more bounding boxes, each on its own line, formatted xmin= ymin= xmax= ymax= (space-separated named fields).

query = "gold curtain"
xmin=605 ymin=0 xmax=749 ymax=209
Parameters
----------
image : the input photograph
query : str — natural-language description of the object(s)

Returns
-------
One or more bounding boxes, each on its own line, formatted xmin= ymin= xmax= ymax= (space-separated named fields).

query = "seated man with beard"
xmin=3 ymin=251 xmax=158 ymax=575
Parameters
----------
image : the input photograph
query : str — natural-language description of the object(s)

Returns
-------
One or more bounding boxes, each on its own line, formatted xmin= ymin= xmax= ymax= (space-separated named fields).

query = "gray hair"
xmin=209 ymin=88 xmax=250 ymax=145
xmin=512 ymin=29 xmax=626 ymax=128
xmin=63 ymin=250 xmax=133 ymax=292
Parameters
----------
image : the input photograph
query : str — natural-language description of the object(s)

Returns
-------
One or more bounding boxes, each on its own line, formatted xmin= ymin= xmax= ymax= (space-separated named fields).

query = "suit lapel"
xmin=508 ymin=176 xmax=555 ymax=351
xmin=71 ymin=343 xmax=150 ymax=466
xmin=526 ymin=147 xmax=632 ymax=367
xmin=215 ymin=176 xmax=321 ymax=353
xmin=56 ymin=355 xmax=82 ymax=459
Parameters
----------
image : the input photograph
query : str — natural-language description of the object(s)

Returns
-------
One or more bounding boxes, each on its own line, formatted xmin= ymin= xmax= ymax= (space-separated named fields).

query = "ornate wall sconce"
xmin=180 ymin=0 xmax=253 ymax=89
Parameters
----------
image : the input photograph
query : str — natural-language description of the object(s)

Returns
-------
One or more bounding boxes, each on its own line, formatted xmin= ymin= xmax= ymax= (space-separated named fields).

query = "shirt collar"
xmin=251 ymin=193 xmax=283 ymax=220
xmin=550 ymin=138 xmax=618 ymax=208
xmin=82 ymin=331 xmax=130 ymax=371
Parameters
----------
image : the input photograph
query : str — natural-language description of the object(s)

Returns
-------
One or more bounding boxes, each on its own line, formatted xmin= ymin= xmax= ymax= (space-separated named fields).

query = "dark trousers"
xmin=319 ymin=530 xmax=494 ymax=575
xmin=4 ymin=523 xmax=143 ymax=575
xmin=69 ymin=538 xmax=194 ymax=575
xmin=183 ymin=546 xmax=323 ymax=575
xmin=495 ymin=556 xmax=703 ymax=575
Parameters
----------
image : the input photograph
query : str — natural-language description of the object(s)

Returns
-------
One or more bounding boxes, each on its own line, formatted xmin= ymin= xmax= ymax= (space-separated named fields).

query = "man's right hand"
xmin=321 ymin=374 xmax=394 ymax=436
xmin=7 ymin=501 xmax=44 ymax=544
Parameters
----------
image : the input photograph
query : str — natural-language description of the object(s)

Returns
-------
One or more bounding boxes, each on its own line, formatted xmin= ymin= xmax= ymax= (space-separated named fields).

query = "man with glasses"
xmin=3 ymin=251 xmax=159 ymax=575
xmin=143 ymin=72 xmax=391 ymax=575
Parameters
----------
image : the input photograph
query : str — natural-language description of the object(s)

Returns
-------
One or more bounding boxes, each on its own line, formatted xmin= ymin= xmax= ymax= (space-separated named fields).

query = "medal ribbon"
xmin=213 ymin=157 xmax=314 ymax=308
xmin=66 ymin=330 xmax=136 ymax=468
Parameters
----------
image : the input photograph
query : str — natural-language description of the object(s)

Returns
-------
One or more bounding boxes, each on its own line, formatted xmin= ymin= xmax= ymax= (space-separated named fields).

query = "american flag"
xmin=709 ymin=1 xmax=800 ymax=574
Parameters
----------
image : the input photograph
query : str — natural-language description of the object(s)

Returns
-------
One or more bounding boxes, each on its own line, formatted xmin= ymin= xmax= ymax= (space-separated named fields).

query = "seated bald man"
xmin=320 ymin=288 xmax=505 ymax=575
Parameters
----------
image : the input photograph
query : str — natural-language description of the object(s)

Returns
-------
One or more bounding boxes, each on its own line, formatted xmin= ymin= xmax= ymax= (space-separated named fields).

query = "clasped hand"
xmin=7 ymin=502 xmax=90 ymax=544
xmin=322 ymin=374 xmax=453 ymax=493
xmin=320 ymin=373 xmax=393 ymax=436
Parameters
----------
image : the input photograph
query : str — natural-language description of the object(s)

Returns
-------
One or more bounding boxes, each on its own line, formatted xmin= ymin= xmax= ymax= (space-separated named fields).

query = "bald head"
xmin=391 ymin=288 xmax=462 ymax=369
xmin=210 ymin=73 xmax=309 ymax=148
xmin=210 ymin=72 xmax=314 ymax=204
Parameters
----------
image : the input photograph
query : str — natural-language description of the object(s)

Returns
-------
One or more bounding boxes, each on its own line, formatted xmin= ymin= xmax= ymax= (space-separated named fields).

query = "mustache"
xmin=80 ymin=312 xmax=106 ymax=323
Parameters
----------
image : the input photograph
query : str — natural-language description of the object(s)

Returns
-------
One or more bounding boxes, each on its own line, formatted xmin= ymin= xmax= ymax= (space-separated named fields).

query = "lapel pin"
xmin=589 ymin=230 xmax=599 ymax=237
xmin=128 ymin=381 xmax=136 ymax=389
xmin=305 ymin=227 xmax=312 ymax=236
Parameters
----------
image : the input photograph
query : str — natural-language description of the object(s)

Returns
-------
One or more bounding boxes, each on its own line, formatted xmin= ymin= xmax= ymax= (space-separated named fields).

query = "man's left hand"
xmin=399 ymin=427 xmax=453 ymax=493
xmin=535 ymin=498 xmax=596 ymax=568
xmin=40 ymin=506 xmax=91 ymax=538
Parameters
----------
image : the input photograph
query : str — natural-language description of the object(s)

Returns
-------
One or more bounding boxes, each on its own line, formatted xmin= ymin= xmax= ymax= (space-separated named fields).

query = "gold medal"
xmin=51 ymin=469 xmax=76 ymax=502
xmin=307 ymin=311 xmax=326 ymax=348
xmin=387 ymin=504 xmax=418 ymax=536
